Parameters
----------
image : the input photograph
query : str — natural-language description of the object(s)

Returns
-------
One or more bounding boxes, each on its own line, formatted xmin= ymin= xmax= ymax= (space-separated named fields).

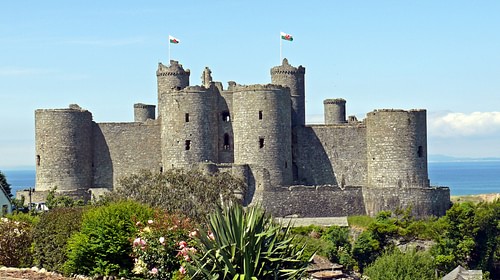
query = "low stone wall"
xmin=261 ymin=185 xmax=366 ymax=218
xmin=363 ymin=186 xmax=451 ymax=217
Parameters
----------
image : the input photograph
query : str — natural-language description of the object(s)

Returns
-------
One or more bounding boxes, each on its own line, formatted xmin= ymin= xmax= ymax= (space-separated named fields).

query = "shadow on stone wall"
xmin=92 ymin=123 xmax=113 ymax=188
xmin=295 ymin=127 xmax=337 ymax=185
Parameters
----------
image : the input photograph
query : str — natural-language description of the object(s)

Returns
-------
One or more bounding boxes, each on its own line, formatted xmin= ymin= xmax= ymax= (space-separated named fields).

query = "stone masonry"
xmin=32 ymin=58 xmax=451 ymax=217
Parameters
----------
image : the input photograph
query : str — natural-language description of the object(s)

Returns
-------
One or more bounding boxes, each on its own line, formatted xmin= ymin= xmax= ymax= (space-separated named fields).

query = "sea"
xmin=3 ymin=161 xmax=500 ymax=196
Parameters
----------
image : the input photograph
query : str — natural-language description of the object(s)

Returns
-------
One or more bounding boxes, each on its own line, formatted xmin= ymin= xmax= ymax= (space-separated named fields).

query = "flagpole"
xmin=280 ymin=33 xmax=282 ymax=63
xmin=168 ymin=39 xmax=171 ymax=62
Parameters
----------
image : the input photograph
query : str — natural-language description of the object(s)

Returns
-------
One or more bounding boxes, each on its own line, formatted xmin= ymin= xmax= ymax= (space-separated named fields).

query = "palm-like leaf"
xmin=187 ymin=204 xmax=307 ymax=279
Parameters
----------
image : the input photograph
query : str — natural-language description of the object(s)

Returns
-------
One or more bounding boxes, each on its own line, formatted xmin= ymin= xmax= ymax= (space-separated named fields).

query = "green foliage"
xmin=347 ymin=215 xmax=374 ymax=229
xmin=64 ymin=201 xmax=154 ymax=277
xmin=111 ymin=169 xmax=245 ymax=223
xmin=131 ymin=211 xmax=194 ymax=279
xmin=364 ymin=249 xmax=438 ymax=280
xmin=0 ymin=217 xmax=34 ymax=267
xmin=0 ymin=170 xmax=12 ymax=198
xmin=33 ymin=207 xmax=85 ymax=273
xmin=352 ymin=230 xmax=381 ymax=271
xmin=187 ymin=204 xmax=308 ymax=279
xmin=6 ymin=211 xmax=40 ymax=225
xmin=321 ymin=226 xmax=355 ymax=270
xmin=45 ymin=188 xmax=85 ymax=209
xmin=432 ymin=200 xmax=500 ymax=276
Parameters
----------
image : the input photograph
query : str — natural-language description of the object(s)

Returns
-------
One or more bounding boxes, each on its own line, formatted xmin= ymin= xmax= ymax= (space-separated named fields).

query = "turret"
xmin=270 ymin=58 xmax=305 ymax=127
xmin=134 ymin=103 xmax=156 ymax=122
xmin=324 ymin=98 xmax=347 ymax=124
xmin=35 ymin=105 xmax=93 ymax=192
xmin=366 ymin=109 xmax=429 ymax=188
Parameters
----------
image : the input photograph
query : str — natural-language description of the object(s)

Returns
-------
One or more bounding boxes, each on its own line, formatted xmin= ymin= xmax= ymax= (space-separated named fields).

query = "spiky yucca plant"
xmin=186 ymin=204 xmax=308 ymax=280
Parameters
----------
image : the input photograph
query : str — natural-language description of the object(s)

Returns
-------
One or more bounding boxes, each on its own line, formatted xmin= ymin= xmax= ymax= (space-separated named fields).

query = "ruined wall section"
xmin=92 ymin=121 xmax=161 ymax=189
xmin=160 ymin=86 xmax=218 ymax=169
xmin=366 ymin=109 xmax=429 ymax=188
xmin=295 ymin=124 xmax=367 ymax=186
xmin=35 ymin=106 xmax=93 ymax=191
xmin=218 ymin=87 xmax=234 ymax=163
xmin=232 ymin=84 xmax=293 ymax=187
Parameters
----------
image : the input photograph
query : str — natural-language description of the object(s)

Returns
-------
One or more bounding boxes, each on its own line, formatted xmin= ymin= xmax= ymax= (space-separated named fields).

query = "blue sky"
xmin=1 ymin=1 xmax=500 ymax=168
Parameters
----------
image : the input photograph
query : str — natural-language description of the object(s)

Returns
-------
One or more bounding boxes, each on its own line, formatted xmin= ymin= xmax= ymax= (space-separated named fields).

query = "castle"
xmin=33 ymin=58 xmax=450 ymax=217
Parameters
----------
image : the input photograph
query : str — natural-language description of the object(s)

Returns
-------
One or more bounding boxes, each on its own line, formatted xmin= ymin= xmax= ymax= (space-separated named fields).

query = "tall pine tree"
xmin=0 ymin=171 xmax=12 ymax=198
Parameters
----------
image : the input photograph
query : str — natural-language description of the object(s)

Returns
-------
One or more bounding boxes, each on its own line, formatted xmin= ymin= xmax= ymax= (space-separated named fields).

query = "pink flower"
xmin=208 ymin=232 xmax=215 ymax=241
xmin=179 ymin=266 xmax=186 ymax=275
xmin=159 ymin=236 xmax=165 ymax=245
xmin=189 ymin=247 xmax=197 ymax=254
xmin=133 ymin=237 xmax=141 ymax=247
xmin=147 ymin=219 xmax=153 ymax=224
xmin=179 ymin=240 xmax=188 ymax=249
xmin=135 ymin=221 xmax=141 ymax=226
xmin=150 ymin=267 xmax=158 ymax=274
xmin=183 ymin=254 xmax=191 ymax=262
xmin=189 ymin=230 xmax=198 ymax=238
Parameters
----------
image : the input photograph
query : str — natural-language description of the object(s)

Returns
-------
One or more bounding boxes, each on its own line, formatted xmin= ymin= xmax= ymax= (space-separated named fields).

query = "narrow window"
xmin=259 ymin=137 xmax=265 ymax=149
xmin=223 ymin=133 xmax=230 ymax=150
xmin=185 ymin=113 xmax=190 ymax=122
xmin=185 ymin=140 xmax=191 ymax=150
xmin=160 ymin=167 xmax=163 ymax=173
xmin=259 ymin=110 xmax=263 ymax=120
xmin=222 ymin=111 xmax=231 ymax=122
xmin=36 ymin=155 xmax=40 ymax=166
xmin=417 ymin=146 xmax=423 ymax=157
xmin=285 ymin=161 xmax=288 ymax=168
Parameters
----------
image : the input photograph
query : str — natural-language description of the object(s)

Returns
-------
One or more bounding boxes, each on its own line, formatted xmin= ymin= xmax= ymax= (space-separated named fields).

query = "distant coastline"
xmin=428 ymin=154 xmax=500 ymax=163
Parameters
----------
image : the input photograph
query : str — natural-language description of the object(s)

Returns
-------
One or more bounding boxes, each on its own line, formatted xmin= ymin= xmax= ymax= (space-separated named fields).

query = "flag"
xmin=169 ymin=35 xmax=180 ymax=44
xmin=280 ymin=32 xmax=293 ymax=41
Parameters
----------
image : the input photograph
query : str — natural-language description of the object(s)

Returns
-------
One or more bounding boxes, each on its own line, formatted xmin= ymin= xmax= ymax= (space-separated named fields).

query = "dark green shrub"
xmin=352 ymin=230 xmax=381 ymax=271
xmin=33 ymin=207 xmax=85 ymax=272
xmin=64 ymin=200 xmax=154 ymax=277
xmin=0 ymin=217 xmax=34 ymax=267
xmin=187 ymin=204 xmax=308 ymax=279
xmin=364 ymin=249 xmax=438 ymax=280
xmin=111 ymin=169 xmax=244 ymax=223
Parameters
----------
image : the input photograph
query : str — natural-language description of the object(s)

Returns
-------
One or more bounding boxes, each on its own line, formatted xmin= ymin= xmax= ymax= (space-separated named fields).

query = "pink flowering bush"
xmin=131 ymin=210 xmax=195 ymax=280
xmin=0 ymin=217 xmax=34 ymax=267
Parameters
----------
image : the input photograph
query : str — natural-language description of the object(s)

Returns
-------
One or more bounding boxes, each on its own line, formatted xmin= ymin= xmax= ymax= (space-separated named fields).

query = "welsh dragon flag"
xmin=280 ymin=32 xmax=293 ymax=41
xmin=169 ymin=35 xmax=180 ymax=44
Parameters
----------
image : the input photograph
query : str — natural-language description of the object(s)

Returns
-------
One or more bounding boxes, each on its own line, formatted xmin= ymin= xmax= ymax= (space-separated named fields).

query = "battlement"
xmin=323 ymin=98 xmax=346 ymax=105
xmin=270 ymin=58 xmax=305 ymax=75
xmin=233 ymin=84 xmax=288 ymax=92
xmin=133 ymin=103 xmax=155 ymax=109
xmin=156 ymin=60 xmax=190 ymax=76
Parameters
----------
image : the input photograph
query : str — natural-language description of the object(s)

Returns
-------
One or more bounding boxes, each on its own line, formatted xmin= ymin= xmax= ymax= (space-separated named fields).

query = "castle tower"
xmin=270 ymin=58 xmax=306 ymax=127
xmin=156 ymin=60 xmax=190 ymax=111
xmin=232 ymin=84 xmax=293 ymax=186
xmin=35 ymin=105 xmax=93 ymax=192
xmin=134 ymin=103 xmax=156 ymax=122
xmin=160 ymin=86 xmax=218 ymax=169
xmin=366 ymin=109 xmax=429 ymax=188
xmin=324 ymin=98 xmax=347 ymax=124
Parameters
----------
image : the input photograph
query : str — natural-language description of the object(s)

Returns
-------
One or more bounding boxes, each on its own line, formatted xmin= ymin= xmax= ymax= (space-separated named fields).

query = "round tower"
xmin=270 ymin=58 xmax=305 ymax=127
xmin=160 ymin=86 xmax=218 ymax=169
xmin=35 ymin=105 xmax=93 ymax=192
xmin=157 ymin=60 xmax=190 ymax=99
xmin=366 ymin=109 xmax=429 ymax=188
xmin=134 ymin=103 xmax=156 ymax=122
xmin=324 ymin=98 xmax=347 ymax=124
xmin=232 ymin=84 xmax=292 ymax=186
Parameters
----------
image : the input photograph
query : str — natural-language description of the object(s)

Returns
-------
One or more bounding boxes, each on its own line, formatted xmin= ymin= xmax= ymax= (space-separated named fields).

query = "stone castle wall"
xmin=93 ymin=121 xmax=161 ymax=188
xmin=295 ymin=124 xmax=367 ymax=186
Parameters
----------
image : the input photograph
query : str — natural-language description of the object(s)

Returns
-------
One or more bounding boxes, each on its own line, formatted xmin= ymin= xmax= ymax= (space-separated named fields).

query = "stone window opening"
xmin=36 ymin=155 xmax=40 ymax=166
xmin=185 ymin=113 xmax=190 ymax=122
xmin=223 ymin=133 xmax=230 ymax=150
xmin=185 ymin=140 xmax=191 ymax=150
xmin=285 ymin=161 xmax=288 ymax=168
xmin=417 ymin=146 xmax=423 ymax=157
xmin=259 ymin=137 xmax=265 ymax=149
xmin=259 ymin=110 xmax=263 ymax=120
xmin=222 ymin=111 xmax=231 ymax=122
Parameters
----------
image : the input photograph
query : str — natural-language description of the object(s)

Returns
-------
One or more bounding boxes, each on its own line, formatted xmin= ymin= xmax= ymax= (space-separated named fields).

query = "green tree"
xmin=111 ymin=169 xmax=245 ymax=223
xmin=364 ymin=249 xmax=438 ymax=280
xmin=0 ymin=171 xmax=12 ymax=198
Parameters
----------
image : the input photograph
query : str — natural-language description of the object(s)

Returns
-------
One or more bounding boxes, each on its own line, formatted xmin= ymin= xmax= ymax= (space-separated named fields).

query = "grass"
xmin=347 ymin=215 xmax=374 ymax=229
